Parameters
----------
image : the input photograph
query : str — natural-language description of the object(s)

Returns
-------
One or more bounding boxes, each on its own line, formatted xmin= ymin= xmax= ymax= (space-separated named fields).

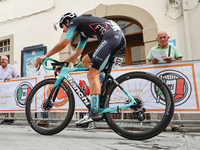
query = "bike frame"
xmin=43 ymin=58 xmax=137 ymax=114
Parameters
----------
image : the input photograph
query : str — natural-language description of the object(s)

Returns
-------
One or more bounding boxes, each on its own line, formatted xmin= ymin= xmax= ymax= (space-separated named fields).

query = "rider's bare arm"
xmin=63 ymin=36 xmax=87 ymax=63
xmin=64 ymin=48 xmax=83 ymax=63
xmin=37 ymin=38 xmax=70 ymax=66
xmin=46 ymin=38 xmax=70 ymax=58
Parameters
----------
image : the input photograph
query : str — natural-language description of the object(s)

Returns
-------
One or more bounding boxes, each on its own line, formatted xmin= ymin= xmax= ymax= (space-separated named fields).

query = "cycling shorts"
xmin=88 ymin=30 xmax=126 ymax=71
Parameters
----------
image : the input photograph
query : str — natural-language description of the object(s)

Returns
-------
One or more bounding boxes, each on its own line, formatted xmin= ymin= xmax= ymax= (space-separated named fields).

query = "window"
xmin=116 ymin=20 xmax=142 ymax=34
xmin=0 ymin=35 xmax=14 ymax=65
xmin=71 ymin=18 xmax=145 ymax=66
xmin=0 ymin=39 xmax=10 ymax=53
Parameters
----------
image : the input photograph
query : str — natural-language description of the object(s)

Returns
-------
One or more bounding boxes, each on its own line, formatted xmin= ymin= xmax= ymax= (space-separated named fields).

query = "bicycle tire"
xmin=104 ymin=71 xmax=174 ymax=140
xmin=26 ymin=78 xmax=75 ymax=135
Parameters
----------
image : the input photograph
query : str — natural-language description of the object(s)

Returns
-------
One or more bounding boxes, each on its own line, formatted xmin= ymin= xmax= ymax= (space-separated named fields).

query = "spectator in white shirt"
xmin=0 ymin=56 xmax=19 ymax=124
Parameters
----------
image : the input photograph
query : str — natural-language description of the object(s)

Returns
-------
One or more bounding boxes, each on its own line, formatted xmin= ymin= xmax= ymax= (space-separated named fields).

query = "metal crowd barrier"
xmin=0 ymin=112 xmax=200 ymax=125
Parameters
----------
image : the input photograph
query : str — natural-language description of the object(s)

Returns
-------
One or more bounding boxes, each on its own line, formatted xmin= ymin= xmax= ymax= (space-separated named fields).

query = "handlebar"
xmin=43 ymin=57 xmax=69 ymax=70
xmin=43 ymin=58 xmax=55 ymax=70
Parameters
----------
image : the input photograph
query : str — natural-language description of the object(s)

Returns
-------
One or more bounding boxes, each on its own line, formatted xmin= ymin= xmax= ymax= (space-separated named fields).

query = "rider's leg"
xmin=83 ymin=54 xmax=102 ymax=114
xmin=82 ymin=55 xmax=105 ymax=84
xmin=75 ymin=56 xmax=102 ymax=125
xmin=87 ymin=68 xmax=102 ymax=116
xmin=87 ymin=67 xmax=101 ymax=94
xmin=82 ymin=54 xmax=91 ymax=68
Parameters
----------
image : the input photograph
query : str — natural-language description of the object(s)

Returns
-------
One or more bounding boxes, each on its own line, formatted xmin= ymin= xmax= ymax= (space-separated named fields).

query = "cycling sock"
xmin=90 ymin=94 xmax=100 ymax=114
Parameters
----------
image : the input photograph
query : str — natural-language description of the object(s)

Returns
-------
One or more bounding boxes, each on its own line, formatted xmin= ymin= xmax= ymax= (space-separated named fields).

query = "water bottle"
xmin=79 ymin=80 xmax=90 ymax=95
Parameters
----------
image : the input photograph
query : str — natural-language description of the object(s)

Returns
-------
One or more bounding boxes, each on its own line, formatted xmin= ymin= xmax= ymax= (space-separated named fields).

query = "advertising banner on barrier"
xmin=72 ymin=61 xmax=200 ymax=113
xmin=0 ymin=77 xmax=39 ymax=112
xmin=0 ymin=60 xmax=200 ymax=113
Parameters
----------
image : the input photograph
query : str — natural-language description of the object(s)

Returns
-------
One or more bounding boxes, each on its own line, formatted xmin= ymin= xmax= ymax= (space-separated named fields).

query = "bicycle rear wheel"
xmin=26 ymin=78 xmax=75 ymax=135
xmin=104 ymin=71 xmax=174 ymax=140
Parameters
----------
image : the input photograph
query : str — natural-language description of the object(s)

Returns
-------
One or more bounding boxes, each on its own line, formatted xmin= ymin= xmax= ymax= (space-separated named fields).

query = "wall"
xmin=0 ymin=0 xmax=199 ymax=74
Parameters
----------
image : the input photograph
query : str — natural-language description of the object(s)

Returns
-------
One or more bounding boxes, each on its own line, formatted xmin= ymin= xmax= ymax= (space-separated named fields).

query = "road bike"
xmin=26 ymin=56 xmax=174 ymax=140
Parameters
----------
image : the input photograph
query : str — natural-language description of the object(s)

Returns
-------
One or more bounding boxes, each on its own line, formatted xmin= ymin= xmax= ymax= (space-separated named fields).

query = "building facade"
xmin=0 ymin=0 xmax=199 ymax=76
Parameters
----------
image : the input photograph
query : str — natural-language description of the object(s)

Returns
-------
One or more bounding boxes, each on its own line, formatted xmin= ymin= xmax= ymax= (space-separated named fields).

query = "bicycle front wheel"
xmin=26 ymin=78 xmax=75 ymax=135
xmin=104 ymin=71 xmax=174 ymax=140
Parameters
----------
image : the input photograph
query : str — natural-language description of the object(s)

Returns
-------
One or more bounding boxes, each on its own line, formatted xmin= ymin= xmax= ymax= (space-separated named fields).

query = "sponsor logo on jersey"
xmin=95 ymin=24 xmax=106 ymax=34
xmin=89 ymin=23 xmax=108 ymax=35
xmin=93 ymin=40 xmax=107 ymax=58
xmin=96 ymin=56 xmax=103 ymax=61
xmin=80 ymin=31 xmax=86 ymax=38
xmin=105 ymin=20 xmax=121 ymax=31
xmin=114 ymin=35 xmax=119 ymax=39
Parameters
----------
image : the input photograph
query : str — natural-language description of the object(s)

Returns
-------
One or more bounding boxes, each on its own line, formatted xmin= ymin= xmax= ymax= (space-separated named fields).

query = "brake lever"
xmin=53 ymin=66 xmax=62 ymax=78
xmin=51 ymin=61 xmax=69 ymax=78
xmin=54 ymin=71 xmax=58 ymax=78
xmin=36 ymin=63 xmax=41 ymax=71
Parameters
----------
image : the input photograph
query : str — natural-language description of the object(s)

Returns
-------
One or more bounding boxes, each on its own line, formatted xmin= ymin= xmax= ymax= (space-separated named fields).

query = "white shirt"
xmin=0 ymin=64 xmax=19 ymax=80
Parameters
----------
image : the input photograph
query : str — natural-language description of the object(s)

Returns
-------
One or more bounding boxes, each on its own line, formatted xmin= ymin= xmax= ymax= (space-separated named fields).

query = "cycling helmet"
xmin=59 ymin=12 xmax=77 ymax=28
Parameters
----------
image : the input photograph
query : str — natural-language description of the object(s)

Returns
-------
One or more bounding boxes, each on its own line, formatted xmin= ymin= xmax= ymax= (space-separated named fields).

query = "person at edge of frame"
xmin=0 ymin=55 xmax=20 ymax=124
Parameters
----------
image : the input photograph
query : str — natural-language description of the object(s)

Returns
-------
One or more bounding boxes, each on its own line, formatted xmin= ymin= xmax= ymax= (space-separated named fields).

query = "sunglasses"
xmin=53 ymin=21 xmax=69 ymax=31
xmin=53 ymin=21 xmax=61 ymax=31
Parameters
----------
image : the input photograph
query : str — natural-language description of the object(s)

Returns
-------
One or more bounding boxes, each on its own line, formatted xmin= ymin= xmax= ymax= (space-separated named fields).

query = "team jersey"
xmin=64 ymin=14 xmax=121 ymax=49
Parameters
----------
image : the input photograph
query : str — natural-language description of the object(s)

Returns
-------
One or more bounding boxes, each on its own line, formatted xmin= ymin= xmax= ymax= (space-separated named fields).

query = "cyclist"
xmin=36 ymin=12 xmax=126 ymax=125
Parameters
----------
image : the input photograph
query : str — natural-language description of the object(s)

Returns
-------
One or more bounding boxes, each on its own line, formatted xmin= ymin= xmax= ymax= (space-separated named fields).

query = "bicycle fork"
xmin=45 ymin=86 xmax=60 ymax=110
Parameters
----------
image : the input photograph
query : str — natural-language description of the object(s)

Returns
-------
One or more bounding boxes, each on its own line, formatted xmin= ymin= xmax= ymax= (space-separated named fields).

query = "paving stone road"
xmin=0 ymin=122 xmax=200 ymax=150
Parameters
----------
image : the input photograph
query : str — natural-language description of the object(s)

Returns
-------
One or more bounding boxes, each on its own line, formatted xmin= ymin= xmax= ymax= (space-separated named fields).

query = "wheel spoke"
xmin=26 ymin=79 xmax=74 ymax=135
xmin=104 ymin=72 xmax=174 ymax=140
